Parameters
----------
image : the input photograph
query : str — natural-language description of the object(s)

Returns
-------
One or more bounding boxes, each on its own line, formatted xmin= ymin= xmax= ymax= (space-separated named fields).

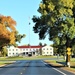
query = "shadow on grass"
xmin=56 ymin=61 xmax=66 ymax=65
xmin=71 ymin=66 xmax=75 ymax=68
xmin=56 ymin=61 xmax=75 ymax=69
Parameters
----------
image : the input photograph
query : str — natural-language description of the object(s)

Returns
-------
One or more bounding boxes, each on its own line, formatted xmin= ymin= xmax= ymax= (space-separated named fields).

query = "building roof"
xmin=18 ymin=46 xmax=42 ymax=48
xmin=42 ymin=45 xmax=53 ymax=48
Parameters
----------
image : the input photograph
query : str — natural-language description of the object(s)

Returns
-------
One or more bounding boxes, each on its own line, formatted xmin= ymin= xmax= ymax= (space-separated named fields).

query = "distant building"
xmin=18 ymin=46 xmax=42 ymax=56
xmin=7 ymin=45 xmax=53 ymax=57
xmin=7 ymin=46 xmax=42 ymax=57
xmin=7 ymin=46 xmax=20 ymax=57
xmin=42 ymin=46 xmax=53 ymax=56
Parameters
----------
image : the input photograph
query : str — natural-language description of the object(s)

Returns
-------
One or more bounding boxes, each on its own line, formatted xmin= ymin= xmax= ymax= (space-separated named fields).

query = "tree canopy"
xmin=0 ymin=15 xmax=25 ymax=56
xmin=0 ymin=15 xmax=16 ymax=47
xmin=32 ymin=0 xmax=75 ymax=48
xmin=0 ymin=15 xmax=25 ymax=47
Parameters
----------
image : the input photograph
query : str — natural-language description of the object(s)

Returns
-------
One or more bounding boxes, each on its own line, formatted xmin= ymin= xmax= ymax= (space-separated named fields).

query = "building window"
xmin=20 ymin=49 xmax=22 ymax=51
xmin=23 ymin=52 xmax=25 ymax=55
xmin=26 ymin=52 xmax=28 ymax=54
xmin=30 ymin=49 xmax=31 ymax=51
xmin=50 ymin=48 xmax=52 ymax=50
xmin=47 ymin=52 xmax=48 ymax=54
xmin=33 ymin=49 xmax=35 ymax=50
xmin=47 ymin=48 xmax=48 ymax=50
xmin=50 ymin=52 xmax=52 ymax=54
xmin=9 ymin=53 xmax=11 ymax=55
xmin=16 ymin=53 xmax=18 ymax=55
xmin=43 ymin=48 xmax=45 ymax=50
xmin=16 ymin=49 xmax=18 ymax=51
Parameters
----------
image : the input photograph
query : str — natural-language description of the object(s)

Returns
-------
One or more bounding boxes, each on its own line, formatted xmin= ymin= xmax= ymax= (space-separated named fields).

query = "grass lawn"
xmin=0 ymin=61 xmax=15 ymax=66
xmin=70 ymin=58 xmax=75 ymax=69
xmin=0 ymin=56 xmax=75 ymax=73
xmin=44 ymin=58 xmax=75 ymax=73
xmin=0 ymin=56 xmax=57 ymax=60
xmin=0 ymin=56 xmax=57 ymax=66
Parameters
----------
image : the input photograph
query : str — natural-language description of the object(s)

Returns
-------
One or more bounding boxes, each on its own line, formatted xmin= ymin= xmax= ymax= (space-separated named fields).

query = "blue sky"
xmin=0 ymin=0 xmax=53 ymax=46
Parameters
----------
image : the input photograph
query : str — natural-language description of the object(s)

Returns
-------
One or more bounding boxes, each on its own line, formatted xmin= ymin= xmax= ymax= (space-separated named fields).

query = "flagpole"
xmin=28 ymin=17 xmax=31 ymax=56
xmin=29 ymin=17 xmax=31 ymax=46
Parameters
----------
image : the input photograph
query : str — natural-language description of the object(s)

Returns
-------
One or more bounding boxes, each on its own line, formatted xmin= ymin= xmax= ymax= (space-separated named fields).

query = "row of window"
xmin=8 ymin=49 xmax=18 ymax=51
xmin=8 ymin=48 xmax=39 ymax=51
xmin=42 ymin=48 xmax=53 ymax=50
xmin=8 ymin=52 xmax=36 ymax=55
xmin=9 ymin=53 xmax=18 ymax=55
xmin=43 ymin=52 xmax=52 ymax=54
xmin=8 ymin=48 xmax=53 ymax=51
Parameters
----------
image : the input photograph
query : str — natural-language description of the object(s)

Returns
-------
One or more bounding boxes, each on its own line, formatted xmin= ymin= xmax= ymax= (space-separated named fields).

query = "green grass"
xmin=45 ymin=57 xmax=75 ymax=70
xmin=71 ymin=58 xmax=75 ymax=62
xmin=0 ymin=56 xmax=57 ymax=60
xmin=0 ymin=61 xmax=15 ymax=65
xmin=0 ymin=56 xmax=57 ymax=66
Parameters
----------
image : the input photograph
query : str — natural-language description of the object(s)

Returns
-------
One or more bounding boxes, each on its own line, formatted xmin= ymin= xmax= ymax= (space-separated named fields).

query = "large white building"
xmin=7 ymin=45 xmax=53 ymax=57
xmin=42 ymin=46 xmax=53 ymax=56
xmin=7 ymin=46 xmax=20 ymax=57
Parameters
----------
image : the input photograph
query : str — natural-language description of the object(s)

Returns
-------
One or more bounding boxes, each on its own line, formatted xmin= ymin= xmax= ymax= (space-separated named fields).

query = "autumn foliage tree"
xmin=0 ymin=15 xmax=25 ymax=55
xmin=0 ymin=15 xmax=16 ymax=47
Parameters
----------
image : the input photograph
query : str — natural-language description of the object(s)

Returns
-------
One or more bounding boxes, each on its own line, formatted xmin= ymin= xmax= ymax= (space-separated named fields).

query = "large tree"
xmin=0 ymin=15 xmax=25 ymax=56
xmin=32 ymin=0 xmax=75 ymax=65
xmin=0 ymin=15 xmax=25 ymax=51
xmin=0 ymin=15 xmax=16 ymax=47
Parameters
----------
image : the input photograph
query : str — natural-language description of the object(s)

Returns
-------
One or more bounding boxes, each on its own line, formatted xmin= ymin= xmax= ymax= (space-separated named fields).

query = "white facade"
xmin=19 ymin=47 xmax=40 ymax=56
xmin=7 ymin=46 xmax=53 ymax=57
xmin=42 ymin=46 xmax=53 ymax=55
xmin=7 ymin=46 xmax=41 ymax=57
xmin=7 ymin=46 xmax=20 ymax=57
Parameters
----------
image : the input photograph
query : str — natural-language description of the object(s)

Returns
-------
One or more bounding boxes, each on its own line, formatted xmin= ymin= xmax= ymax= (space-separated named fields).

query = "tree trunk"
xmin=65 ymin=35 xmax=71 ymax=66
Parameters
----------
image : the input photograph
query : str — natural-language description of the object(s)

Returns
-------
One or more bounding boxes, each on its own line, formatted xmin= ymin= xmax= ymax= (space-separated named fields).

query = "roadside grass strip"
xmin=43 ymin=61 xmax=66 ymax=75
xmin=0 ymin=61 xmax=16 ymax=67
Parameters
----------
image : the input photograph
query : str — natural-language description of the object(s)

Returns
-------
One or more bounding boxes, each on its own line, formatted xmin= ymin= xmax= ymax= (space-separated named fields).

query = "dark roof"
xmin=18 ymin=46 xmax=42 ymax=48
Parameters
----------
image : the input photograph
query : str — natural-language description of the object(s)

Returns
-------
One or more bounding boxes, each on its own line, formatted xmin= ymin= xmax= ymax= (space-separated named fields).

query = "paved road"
xmin=0 ymin=60 xmax=74 ymax=75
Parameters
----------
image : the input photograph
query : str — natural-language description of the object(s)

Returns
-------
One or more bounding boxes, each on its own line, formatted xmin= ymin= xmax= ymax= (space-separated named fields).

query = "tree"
xmin=0 ymin=15 xmax=25 ymax=47
xmin=0 ymin=15 xmax=26 ymax=56
xmin=39 ymin=42 xmax=43 ymax=55
xmin=32 ymin=0 xmax=75 ymax=65
xmin=43 ymin=43 xmax=47 ymax=46
xmin=28 ymin=44 xmax=30 ymax=46
xmin=0 ymin=15 xmax=16 ymax=47
xmin=71 ymin=39 xmax=75 ymax=55
xmin=1 ymin=46 xmax=7 ymax=57
xmin=39 ymin=42 xmax=43 ymax=46
xmin=14 ymin=31 xmax=25 ymax=47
